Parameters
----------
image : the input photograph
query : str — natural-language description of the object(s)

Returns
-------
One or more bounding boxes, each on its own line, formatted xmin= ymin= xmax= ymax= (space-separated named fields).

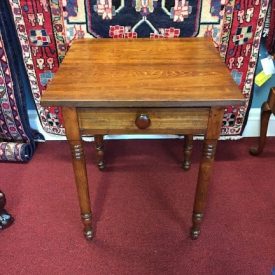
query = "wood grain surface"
xmin=41 ymin=38 xmax=244 ymax=108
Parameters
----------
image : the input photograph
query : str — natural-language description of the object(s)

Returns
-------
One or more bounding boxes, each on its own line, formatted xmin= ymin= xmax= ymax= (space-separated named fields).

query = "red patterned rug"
xmin=7 ymin=0 xmax=270 ymax=137
xmin=0 ymin=1 xmax=37 ymax=162
xmin=9 ymin=0 xmax=67 ymax=135
xmin=219 ymin=0 xmax=270 ymax=135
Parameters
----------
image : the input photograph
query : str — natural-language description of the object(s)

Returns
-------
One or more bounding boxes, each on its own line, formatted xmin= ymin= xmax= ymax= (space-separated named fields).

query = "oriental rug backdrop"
xmin=0 ymin=1 xmax=37 ymax=162
xmin=7 ymin=0 xmax=270 ymax=136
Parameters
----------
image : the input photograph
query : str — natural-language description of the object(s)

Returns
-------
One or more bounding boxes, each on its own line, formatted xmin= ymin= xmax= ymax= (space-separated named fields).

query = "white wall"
xmin=242 ymin=108 xmax=275 ymax=137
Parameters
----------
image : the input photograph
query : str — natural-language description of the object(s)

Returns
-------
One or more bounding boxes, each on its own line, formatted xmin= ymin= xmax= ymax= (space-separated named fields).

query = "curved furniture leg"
xmin=191 ymin=108 xmax=224 ymax=240
xmin=63 ymin=107 xmax=93 ymax=240
xmin=94 ymin=135 xmax=105 ymax=170
xmin=250 ymin=88 xmax=275 ymax=156
xmin=0 ymin=190 xmax=6 ymax=210
xmin=182 ymin=134 xmax=193 ymax=171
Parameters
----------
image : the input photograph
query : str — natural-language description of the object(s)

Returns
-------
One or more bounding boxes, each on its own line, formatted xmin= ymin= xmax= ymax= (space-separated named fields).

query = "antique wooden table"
xmin=41 ymin=38 xmax=244 ymax=240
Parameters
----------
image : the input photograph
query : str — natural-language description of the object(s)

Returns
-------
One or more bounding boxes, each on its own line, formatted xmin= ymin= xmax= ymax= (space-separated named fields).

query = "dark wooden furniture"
xmin=250 ymin=87 xmax=275 ymax=155
xmin=0 ymin=191 xmax=6 ymax=213
xmin=41 ymin=38 xmax=244 ymax=240
xmin=0 ymin=191 xmax=14 ymax=230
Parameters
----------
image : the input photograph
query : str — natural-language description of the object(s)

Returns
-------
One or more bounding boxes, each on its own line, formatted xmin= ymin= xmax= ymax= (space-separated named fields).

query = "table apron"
xmin=77 ymin=107 xmax=210 ymax=135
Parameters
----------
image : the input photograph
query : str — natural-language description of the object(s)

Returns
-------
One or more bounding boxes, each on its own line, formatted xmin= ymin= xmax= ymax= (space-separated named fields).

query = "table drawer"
xmin=78 ymin=108 xmax=210 ymax=134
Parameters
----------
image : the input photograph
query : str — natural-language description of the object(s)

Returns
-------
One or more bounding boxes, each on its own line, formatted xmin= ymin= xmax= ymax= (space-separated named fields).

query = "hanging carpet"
xmin=219 ymin=0 xmax=270 ymax=135
xmin=8 ymin=0 xmax=271 ymax=137
xmin=0 ymin=0 xmax=38 ymax=162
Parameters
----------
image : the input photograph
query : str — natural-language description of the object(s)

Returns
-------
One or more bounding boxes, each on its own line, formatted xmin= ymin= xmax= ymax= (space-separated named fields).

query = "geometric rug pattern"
xmin=6 ymin=0 xmax=271 ymax=136
xmin=0 ymin=1 xmax=37 ymax=162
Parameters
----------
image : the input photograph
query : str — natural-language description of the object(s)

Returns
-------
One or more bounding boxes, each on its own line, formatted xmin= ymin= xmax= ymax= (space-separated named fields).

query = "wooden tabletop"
xmin=41 ymin=38 xmax=244 ymax=108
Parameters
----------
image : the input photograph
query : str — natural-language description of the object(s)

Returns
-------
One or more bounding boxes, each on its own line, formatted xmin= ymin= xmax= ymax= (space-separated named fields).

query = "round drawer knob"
xmin=135 ymin=114 xmax=151 ymax=129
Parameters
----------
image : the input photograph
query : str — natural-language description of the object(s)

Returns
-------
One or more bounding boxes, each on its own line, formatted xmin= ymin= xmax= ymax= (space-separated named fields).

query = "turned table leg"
xmin=250 ymin=88 xmax=275 ymax=156
xmin=182 ymin=134 xmax=193 ymax=171
xmin=191 ymin=107 xmax=224 ymax=239
xmin=63 ymin=107 xmax=93 ymax=240
xmin=94 ymin=135 xmax=105 ymax=170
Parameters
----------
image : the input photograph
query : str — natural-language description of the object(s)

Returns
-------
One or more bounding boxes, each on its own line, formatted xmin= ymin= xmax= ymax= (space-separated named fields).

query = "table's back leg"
xmin=182 ymin=134 xmax=193 ymax=171
xmin=191 ymin=107 xmax=224 ymax=240
xmin=62 ymin=107 xmax=93 ymax=240
xmin=94 ymin=135 xmax=105 ymax=170
xmin=250 ymin=88 xmax=275 ymax=156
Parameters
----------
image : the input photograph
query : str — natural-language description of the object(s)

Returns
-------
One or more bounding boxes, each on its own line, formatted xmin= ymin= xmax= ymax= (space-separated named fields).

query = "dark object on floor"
xmin=250 ymin=88 xmax=275 ymax=155
xmin=0 ymin=191 xmax=14 ymax=230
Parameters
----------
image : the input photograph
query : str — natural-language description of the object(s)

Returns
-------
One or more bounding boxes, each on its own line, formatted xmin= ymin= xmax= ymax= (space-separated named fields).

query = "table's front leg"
xmin=191 ymin=107 xmax=224 ymax=239
xmin=62 ymin=107 xmax=93 ymax=240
